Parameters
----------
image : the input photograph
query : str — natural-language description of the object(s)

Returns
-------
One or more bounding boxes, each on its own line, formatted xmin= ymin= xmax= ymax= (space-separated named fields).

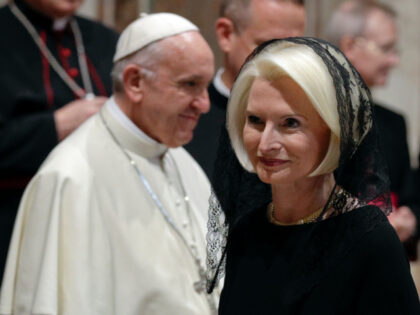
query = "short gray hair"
xmin=228 ymin=41 xmax=340 ymax=176
xmin=111 ymin=40 xmax=163 ymax=93
xmin=220 ymin=0 xmax=305 ymax=32
xmin=220 ymin=0 xmax=251 ymax=31
xmin=325 ymin=1 xmax=396 ymax=47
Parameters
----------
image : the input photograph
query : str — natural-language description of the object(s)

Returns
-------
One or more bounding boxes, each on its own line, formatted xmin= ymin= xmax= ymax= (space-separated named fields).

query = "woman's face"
xmin=243 ymin=76 xmax=331 ymax=185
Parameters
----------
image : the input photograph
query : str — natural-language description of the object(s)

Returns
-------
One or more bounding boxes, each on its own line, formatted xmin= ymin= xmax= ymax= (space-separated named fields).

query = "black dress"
xmin=219 ymin=205 xmax=420 ymax=314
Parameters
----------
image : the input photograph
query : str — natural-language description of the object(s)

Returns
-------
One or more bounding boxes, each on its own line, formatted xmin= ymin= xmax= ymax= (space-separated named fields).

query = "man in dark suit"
xmin=185 ymin=0 xmax=306 ymax=179
xmin=326 ymin=0 xmax=419 ymax=259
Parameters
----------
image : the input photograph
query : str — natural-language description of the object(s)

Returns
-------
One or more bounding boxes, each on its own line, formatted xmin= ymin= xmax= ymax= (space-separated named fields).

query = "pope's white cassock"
xmin=0 ymin=97 xmax=217 ymax=315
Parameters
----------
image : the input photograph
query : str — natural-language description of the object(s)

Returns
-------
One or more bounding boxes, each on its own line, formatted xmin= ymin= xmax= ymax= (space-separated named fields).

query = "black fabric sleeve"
xmin=0 ymin=111 xmax=58 ymax=175
xmin=0 ymin=8 xmax=118 ymax=177
xmin=395 ymin=115 xmax=420 ymax=258
xmin=354 ymin=221 xmax=420 ymax=314
xmin=395 ymin=114 xmax=412 ymax=203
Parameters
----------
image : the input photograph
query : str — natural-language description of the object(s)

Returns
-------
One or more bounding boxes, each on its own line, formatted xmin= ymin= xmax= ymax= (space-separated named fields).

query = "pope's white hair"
xmin=111 ymin=40 xmax=162 ymax=93
xmin=228 ymin=41 xmax=340 ymax=176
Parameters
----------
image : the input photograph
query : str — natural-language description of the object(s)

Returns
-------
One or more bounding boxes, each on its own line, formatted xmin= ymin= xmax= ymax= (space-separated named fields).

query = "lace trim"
xmin=206 ymin=190 xmax=228 ymax=292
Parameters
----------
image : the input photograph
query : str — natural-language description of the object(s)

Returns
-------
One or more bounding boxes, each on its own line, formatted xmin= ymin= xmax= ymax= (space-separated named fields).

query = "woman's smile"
xmin=243 ymin=77 xmax=330 ymax=185
xmin=258 ymin=157 xmax=289 ymax=168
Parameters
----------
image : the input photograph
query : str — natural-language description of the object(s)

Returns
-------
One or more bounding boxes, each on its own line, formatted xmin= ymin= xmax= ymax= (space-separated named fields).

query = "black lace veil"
xmin=206 ymin=37 xmax=391 ymax=293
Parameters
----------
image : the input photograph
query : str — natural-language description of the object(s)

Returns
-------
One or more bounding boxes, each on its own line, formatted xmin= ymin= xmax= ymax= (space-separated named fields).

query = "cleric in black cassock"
xmin=0 ymin=0 xmax=118 ymax=278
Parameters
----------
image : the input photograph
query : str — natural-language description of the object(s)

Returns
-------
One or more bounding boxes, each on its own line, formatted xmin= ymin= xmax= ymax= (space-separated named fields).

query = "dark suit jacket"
xmin=185 ymin=81 xmax=228 ymax=179
xmin=375 ymin=104 xmax=411 ymax=197
xmin=374 ymin=102 xmax=419 ymax=259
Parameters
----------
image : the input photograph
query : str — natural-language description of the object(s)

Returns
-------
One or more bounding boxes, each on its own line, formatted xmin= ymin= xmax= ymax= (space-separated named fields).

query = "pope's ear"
xmin=215 ymin=17 xmax=236 ymax=54
xmin=122 ymin=64 xmax=144 ymax=103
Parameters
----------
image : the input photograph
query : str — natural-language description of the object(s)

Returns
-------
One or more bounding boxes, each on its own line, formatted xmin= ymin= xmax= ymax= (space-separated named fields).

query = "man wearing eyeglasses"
xmin=326 ymin=0 xmax=419 ymax=260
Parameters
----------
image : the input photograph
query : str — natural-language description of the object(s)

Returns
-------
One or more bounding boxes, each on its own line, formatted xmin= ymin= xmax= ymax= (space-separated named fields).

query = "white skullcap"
xmin=113 ymin=12 xmax=199 ymax=62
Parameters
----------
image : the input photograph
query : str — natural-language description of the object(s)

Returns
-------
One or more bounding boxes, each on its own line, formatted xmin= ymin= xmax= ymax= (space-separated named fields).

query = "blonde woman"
xmin=206 ymin=37 xmax=420 ymax=314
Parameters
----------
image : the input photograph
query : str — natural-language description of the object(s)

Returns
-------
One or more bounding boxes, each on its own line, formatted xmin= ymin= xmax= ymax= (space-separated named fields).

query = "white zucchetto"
xmin=113 ymin=12 xmax=199 ymax=62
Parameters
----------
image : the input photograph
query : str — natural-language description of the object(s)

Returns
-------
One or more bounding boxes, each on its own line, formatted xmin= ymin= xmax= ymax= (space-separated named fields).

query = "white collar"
xmin=104 ymin=97 xmax=168 ymax=158
xmin=53 ymin=17 xmax=70 ymax=31
xmin=213 ymin=68 xmax=230 ymax=98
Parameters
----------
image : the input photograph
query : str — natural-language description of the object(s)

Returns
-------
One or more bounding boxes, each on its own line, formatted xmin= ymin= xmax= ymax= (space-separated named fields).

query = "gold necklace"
xmin=267 ymin=202 xmax=324 ymax=226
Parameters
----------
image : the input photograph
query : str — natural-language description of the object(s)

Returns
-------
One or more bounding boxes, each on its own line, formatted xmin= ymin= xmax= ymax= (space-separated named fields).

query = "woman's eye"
xmin=284 ymin=118 xmax=300 ymax=128
xmin=247 ymin=115 xmax=263 ymax=124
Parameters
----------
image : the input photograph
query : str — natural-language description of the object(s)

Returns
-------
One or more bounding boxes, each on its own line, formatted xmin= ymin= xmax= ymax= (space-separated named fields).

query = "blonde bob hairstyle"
xmin=227 ymin=41 xmax=340 ymax=176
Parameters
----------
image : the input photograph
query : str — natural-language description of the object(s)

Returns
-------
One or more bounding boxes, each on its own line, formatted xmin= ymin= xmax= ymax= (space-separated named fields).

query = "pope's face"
xmin=243 ymin=77 xmax=330 ymax=185
xmin=132 ymin=32 xmax=215 ymax=148
xmin=26 ymin=0 xmax=84 ymax=18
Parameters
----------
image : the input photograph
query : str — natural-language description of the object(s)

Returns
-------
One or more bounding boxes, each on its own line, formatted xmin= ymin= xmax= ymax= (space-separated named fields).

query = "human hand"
xmin=54 ymin=97 xmax=107 ymax=140
xmin=388 ymin=206 xmax=417 ymax=242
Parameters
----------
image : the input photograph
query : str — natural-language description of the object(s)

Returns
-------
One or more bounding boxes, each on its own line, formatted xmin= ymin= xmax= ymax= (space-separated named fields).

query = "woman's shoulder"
xmin=353 ymin=206 xmax=406 ymax=263
xmin=330 ymin=204 xmax=396 ymax=251
xmin=343 ymin=206 xmax=414 ymax=280
xmin=334 ymin=204 xmax=387 ymax=228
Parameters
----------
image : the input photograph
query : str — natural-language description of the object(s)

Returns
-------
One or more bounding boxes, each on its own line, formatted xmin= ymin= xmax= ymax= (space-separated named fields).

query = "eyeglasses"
xmin=355 ymin=37 xmax=399 ymax=56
